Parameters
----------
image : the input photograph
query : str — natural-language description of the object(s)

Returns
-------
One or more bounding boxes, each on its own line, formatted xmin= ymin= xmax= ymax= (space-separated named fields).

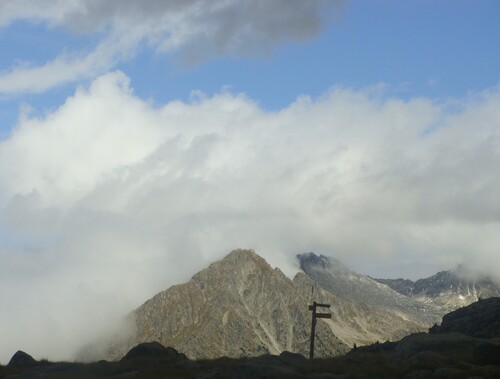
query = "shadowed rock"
xmin=6 ymin=350 xmax=37 ymax=367
xmin=121 ymin=342 xmax=183 ymax=361
xmin=429 ymin=297 xmax=500 ymax=338
xmin=473 ymin=342 xmax=500 ymax=366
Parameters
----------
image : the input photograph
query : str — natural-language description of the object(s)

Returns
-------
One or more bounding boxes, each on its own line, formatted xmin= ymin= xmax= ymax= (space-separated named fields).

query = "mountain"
xmin=85 ymin=250 xmax=500 ymax=362
xmin=297 ymin=252 xmax=442 ymax=325
xmin=102 ymin=249 xmax=349 ymax=360
xmin=375 ymin=266 xmax=500 ymax=313
xmin=92 ymin=249 xmax=433 ymax=361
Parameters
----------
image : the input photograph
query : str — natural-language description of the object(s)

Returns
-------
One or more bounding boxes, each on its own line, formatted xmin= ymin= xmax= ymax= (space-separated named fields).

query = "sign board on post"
xmin=315 ymin=313 xmax=332 ymax=319
xmin=308 ymin=301 xmax=332 ymax=359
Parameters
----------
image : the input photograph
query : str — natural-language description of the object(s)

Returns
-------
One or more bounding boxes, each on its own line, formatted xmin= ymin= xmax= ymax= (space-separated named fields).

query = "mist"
xmin=1 ymin=72 xmax=500 ymax=362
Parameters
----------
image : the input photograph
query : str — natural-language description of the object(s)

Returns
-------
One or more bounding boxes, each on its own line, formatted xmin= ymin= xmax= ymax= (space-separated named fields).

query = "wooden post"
xmin=308 ymin=302 xmax=331 ymax=360
xmin=309 ymin=301 xmax=317 ymax=360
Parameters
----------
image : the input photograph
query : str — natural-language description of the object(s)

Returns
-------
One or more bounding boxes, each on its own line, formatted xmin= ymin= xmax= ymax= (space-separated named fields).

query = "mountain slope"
xmin=297 ymin=252 xmax=441 ymax=325
xmin=292 ymin=272 xmax=427 ymax=348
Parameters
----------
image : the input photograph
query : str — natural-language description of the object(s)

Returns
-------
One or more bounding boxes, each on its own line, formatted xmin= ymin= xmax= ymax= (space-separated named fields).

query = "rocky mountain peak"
xmin=188 ymin=248 xmax=288 ymax=300
xmin=218 ymin=248 xmax=273 ymax=273
xmin=376 ymin=265 xmax=500 ymax=313
xmin=297 ymin=252 xmax=353 ymax=277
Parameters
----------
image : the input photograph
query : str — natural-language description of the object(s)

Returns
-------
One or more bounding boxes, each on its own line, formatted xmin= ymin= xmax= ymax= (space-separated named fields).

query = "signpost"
xmin=308 ymin=302 xmax=331 ymax=360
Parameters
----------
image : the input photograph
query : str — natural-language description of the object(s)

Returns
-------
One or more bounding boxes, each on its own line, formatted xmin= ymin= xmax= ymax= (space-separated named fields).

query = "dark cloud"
xmin=0 ymin=0 xmax=343 ymax=94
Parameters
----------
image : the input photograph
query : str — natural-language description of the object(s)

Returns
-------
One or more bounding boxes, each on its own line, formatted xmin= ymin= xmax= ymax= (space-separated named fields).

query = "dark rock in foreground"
xmin=3 ymin=332 xmax=500 ymax=379
xmin=121 ymin=342 xmax=184 ymax=361
xmin=429 ymin=297 xmax=500 ymax=337
xmin=6 ymin=351 xmax=36 ymax=368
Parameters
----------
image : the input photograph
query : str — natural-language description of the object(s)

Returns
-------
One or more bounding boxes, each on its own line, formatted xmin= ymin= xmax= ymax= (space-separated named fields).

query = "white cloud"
xmin=0 ymin=0 xmax=340 ymax=94
xmin=0 ymin=31 xmax=140 ymax=94
xmin=1 ymin=73 xmax=500 ymax=362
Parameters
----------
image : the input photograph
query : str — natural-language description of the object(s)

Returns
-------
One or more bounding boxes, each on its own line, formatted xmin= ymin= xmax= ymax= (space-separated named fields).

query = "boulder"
xmin=6 ymin=350 xmax=37 ymax=368
xmin=120 ymin=342 xmax=181 ymax=361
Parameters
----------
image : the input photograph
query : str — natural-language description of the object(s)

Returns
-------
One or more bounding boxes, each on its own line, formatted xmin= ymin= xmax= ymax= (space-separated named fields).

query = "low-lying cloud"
xmin=1 ymin=72 xmax=500 ymax=362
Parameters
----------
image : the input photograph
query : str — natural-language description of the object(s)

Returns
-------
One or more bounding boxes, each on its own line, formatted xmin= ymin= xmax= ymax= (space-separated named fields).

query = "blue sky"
xmin=0 ymin=0 xmax=500 ymax=362
xmin=1 ymin=0 xmax=498 ymax=133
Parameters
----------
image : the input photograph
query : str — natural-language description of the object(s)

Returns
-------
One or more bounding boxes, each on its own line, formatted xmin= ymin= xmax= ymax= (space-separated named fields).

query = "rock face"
xmin=376 ymin=266 xmax=500 ymax=313
xmin=106 ymin=249 xmax=349 ymax=360
xmin=429 ymin=297 xmax=500 ymax=338
xmin=292 ymin=272 xmax=428 ymax=347
xmin=297 ymin=252 xmax=441 ymax=325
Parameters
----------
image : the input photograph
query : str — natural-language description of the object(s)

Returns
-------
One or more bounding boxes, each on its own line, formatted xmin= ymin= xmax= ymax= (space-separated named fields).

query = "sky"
xmin=0 ymin=0 xmax=500 ymax=363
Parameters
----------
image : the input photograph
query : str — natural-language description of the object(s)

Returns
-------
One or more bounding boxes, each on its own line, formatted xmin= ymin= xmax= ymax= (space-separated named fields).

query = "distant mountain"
xmin=297 ymin=252 xmax=441 ymax=325
xmin=375 ymin=266 xmax=500 ymax=313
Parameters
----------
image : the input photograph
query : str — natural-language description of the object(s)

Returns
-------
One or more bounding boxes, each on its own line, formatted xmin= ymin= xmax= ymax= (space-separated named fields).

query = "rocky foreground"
xmin=2 ymin=298 xmax=500 ymax=379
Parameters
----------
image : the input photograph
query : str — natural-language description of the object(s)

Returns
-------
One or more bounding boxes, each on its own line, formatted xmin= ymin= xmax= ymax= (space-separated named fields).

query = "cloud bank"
xmin=1 ymin=72 xmax=500 ymax=362
xmin=0 ymin=0 xmax=339 ymax=94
